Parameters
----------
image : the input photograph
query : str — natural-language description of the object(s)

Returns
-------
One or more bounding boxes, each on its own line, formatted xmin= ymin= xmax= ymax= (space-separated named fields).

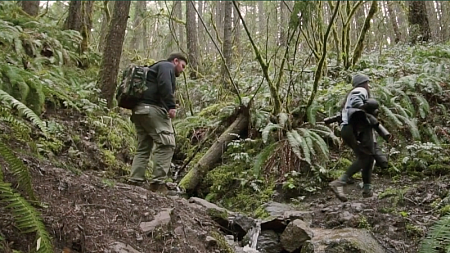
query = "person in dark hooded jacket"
xmin=329 ymin=74 xmax=387 ymax=202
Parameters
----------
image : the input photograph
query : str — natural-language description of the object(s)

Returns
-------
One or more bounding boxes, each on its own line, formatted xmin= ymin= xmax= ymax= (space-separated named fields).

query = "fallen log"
xmin=179 ymin=106 xmax=250 ymax=192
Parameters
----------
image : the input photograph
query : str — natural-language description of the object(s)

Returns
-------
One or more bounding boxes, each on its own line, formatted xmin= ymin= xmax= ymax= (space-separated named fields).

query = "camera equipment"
xmin=324 ymin=114 xmax=342 ymax=125
xmin=374 ymin=123 xmax=391 ymax=142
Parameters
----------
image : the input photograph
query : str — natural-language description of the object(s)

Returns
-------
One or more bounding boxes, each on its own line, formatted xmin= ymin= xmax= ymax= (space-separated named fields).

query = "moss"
xmin=207 ymin=208 xmax=229 ymax=221
xmin=253 ymin=205 xmax=270 ymax=219
xmin=405 ymin=223 xmax=424 ymax=238
xmin=210 ymin=231 xmax=234 ymax=253
xmin=378 ymin=186 xmax=410 ymax=207
xmin=439 ymin=205 xmax=450 ymax=216
xmin=358 ymin=216 xmax=371 ymax=229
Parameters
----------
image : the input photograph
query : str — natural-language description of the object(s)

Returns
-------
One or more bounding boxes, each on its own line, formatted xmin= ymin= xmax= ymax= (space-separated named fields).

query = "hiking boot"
xmin=329 ymin=180 xmax=348 ymax=202
xmin=362 ymin=188 xmax=373 ymax=198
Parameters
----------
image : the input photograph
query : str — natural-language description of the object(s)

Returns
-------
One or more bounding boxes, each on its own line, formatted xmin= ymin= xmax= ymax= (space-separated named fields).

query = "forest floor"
xmin=304 ymin=174 xmax=444 ymax=253
xmin=0 ymin=109 xmax=445 ymax=253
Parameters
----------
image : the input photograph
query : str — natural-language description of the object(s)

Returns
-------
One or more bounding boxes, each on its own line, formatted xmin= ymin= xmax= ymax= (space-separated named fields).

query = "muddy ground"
xmin=0 ymin=109 xmax=446 ymax=252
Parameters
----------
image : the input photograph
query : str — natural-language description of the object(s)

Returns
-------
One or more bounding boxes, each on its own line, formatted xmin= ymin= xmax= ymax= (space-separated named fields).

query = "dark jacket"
xmin=141 ymin=61 xmax=176 ymax=111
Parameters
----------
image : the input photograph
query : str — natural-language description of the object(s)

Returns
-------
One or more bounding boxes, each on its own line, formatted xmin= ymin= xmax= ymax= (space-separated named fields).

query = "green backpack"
xmin=116 ymin=65 xmax=151 ymax=109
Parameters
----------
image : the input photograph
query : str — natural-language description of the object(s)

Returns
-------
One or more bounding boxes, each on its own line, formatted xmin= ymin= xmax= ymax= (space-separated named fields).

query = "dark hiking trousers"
xmin=341 ymin=124 xmax=375 ymax=185
xmin=129 ymin=103 xmax=175 ymax=183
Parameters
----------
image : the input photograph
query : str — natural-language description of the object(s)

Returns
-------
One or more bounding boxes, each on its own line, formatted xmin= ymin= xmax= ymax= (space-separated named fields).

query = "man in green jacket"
xmin=128 ymin=53 xmax=187 ymax=192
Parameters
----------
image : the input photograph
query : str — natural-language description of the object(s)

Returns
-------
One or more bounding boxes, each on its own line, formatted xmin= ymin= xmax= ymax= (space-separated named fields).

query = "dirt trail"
xmin=1 ymin=161 xmax=226 ymax=253
xmin=304 ymin=174 xmax=444 ymax=252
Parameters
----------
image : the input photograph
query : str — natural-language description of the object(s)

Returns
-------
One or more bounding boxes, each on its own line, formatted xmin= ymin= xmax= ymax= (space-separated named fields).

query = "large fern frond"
xmin=396 ymin=114 xmax=421 ymax=141
xmin=286 ymin=131 xmax=303 ymax=161
xmin=413 ymin=93 xmax=430 ymax=119
xmin=262 ymin=123 xmax=282 ymax=143
xmin=311 ymin=124 xmax=341 ymax=146
xmin=418 ymin=214 xmax=450 ymax=253
xmin=278 ymin=112 xmax=289 ymax=129
xmin=0 ymin=89 xmax=47 ymax=136
xmin=380 ymin=105 xmax=403 ymax=127
xmin=0 ymin=182 xmax=53 ymax=253
xmin=252 ymin=142 xmax=279 ymax=177
xmin=308 ymin=130 xmax=330 ymax=160
xmin=291 ymin=130 xmax=311 ymax=164
xmin=0 ymin=141 xmax=35 ymax=200
xmin=297 ymin=128 xmax=316 ymax=157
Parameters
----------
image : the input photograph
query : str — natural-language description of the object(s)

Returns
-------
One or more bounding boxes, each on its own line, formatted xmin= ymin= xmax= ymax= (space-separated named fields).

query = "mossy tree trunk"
xmin=304 ymin=1 xmax=340 ymax=116
xmin=98 ymin=1 xmax=131 ymax=108
xmin=408 ymin=1 xmax=431 ymax=44
xmin=64 ymin=1 xmax=93 ymax=54
xmin=351 ymin=1 xmax=378 ymax=67
xmin=179 ymin=107 xmax=250 ymax=192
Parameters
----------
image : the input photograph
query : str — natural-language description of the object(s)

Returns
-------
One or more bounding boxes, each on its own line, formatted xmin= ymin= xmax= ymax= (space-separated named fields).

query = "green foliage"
xmin=419 ymin=214 xmax=450 ymax=253
xmin=0 ymin=182 xmax=53 ymax=253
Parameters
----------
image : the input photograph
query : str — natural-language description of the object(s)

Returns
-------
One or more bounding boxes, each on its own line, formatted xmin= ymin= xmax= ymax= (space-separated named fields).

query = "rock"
xmin=350 ymin=203 xmax=366 ymax=213
xmin=229 ymin=213 xmax=256 ymax=232
xmin=188 ymin=197 xmax=231 ymax=214
xmin=256 ymin=230 xmax=283 ymax=253
xmin=189 ymin=197 xmax=253 ymax=240
xmin=260 ymin=217 xmax=288 ymax=232
xmin=280 ymin=219 xmax=313 ymax=252
xmin=301 ymin=228 xmax=385 ymax=253
xmin=108 ymin=242 xmax=141 ymax=253
xmin=206 ymin=236 xmax=218 ymax=248
xmin=139 ymin=208 xmax=173 ymax=233
xmin=263 ymin=201 xmax=295 ymax=217
xmin=283 ymin=210 xmax=314 ymax=224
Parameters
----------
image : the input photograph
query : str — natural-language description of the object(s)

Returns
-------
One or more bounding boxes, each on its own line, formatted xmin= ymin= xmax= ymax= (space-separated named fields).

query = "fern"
xmin=308 ymin=130 xmax=330 ymax=160
xmin=413 ymin=93 xmax=430 ymax=119
xmin=306 ymin=101 xmax=320 ymax=125
xmin=0 ymin=181 xmax=53 ymax=253
xmin=380 ymin=105 xmax=403 ymax=127
xmin=278 ymin=112 xmax=289 ymax=129
xmin=0 ymin=141 xmax=35 ymax=200
xmin=291 ymin=130 xmax=311 ymax=164
xmin=297 ymin=128 xmax=316 ymax=157
xmin=419 ymin=214 xmax=450 ymax=253
xmin=262 ymin=123 xmax=282 ymax=143
xmin=311 ymin=124 xmax=341 ymax=146
xmin=286 ymin=131 xmax=303 ymax=161
xmin=0 ymin=89 xmax=48 ymax=136
xmin=396 ymin=114 xmax=421 ymax=141
xmin=252 ymin=142 xmax=278 ymax=177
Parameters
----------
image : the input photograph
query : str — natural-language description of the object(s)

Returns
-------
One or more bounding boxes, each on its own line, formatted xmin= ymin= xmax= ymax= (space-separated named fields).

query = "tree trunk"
xmin=130 ymin=1 xmax=146 ymax=51
xmin=279 ymin=1 xmax=287 ymax=46
xmin=64 ymin=1 xmax=93 ymax=53
xmin=222 ymin=0 xmax=233 ymax=86
xmin=179 ymin=108 xmax=250 ymax=192
xmin=173 ymin=1 xmax=184 ymax=51
xmin=98 ymin=1 xmax=113 ymax=52
xmin=64 ymin=1 xmax=82 ymax=31
xmin=98 ymin=1 xmax=131 ymax=108
xmin=80 ymin=1 xmax=94 ymax=53
xmin=386 ymin=1 xmax=401 ymax=44
xmin=351 ymin=1 xmax=378 ymax=67
xmin=21 ymin=1 xmax=39 ymax=17
xmin=408 ymin=1 xmax=431 ymax=43
xmin=186 ymin=1 xmax=199 ymax=79
xmin=233 ymin=2 xmax=242 ymax=57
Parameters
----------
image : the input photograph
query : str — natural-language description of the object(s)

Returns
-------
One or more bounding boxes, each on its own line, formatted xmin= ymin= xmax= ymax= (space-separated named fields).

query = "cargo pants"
xmin=129 ymin=103 xmax=175 ymax=184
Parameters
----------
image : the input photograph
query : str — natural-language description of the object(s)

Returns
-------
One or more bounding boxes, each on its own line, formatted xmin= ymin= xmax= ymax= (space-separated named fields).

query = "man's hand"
xmin=168 ymin=109 xmax=177 ymax=118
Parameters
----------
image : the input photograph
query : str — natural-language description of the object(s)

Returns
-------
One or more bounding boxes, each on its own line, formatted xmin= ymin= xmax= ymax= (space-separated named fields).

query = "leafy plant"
xmin=419 ymin=214 xmax=450 ymax=253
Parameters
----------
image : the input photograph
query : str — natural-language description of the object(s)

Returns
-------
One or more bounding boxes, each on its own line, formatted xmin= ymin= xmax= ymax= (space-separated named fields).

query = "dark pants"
xmin=341 ymin=124 xmax=375 ymax=185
